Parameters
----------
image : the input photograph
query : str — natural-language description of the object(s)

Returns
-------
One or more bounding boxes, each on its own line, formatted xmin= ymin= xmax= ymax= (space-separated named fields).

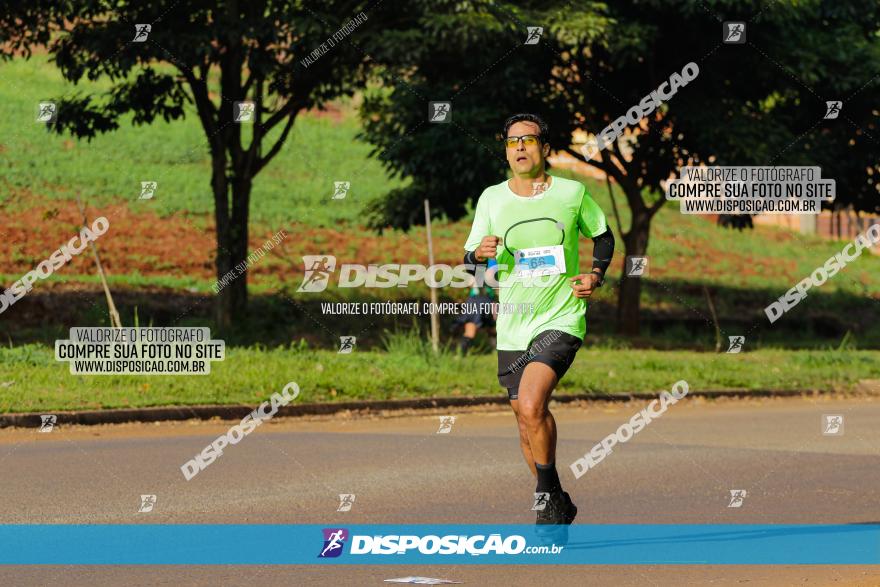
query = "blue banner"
xmin=1 ymin=524 xmax=877 ymax=565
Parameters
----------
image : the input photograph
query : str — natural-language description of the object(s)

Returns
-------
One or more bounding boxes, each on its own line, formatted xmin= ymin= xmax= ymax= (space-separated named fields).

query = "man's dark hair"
xmin=503 ymin=113 xmax=549 ymax=142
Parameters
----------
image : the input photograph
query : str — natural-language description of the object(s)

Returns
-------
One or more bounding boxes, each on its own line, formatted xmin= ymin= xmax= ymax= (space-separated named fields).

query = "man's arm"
xmin=463 ymin=193 xmax=497 ymax=273
xmin=590 ymin=227 xmax=615 ymax=282
xmin=570 ymin=227 xmax=615 ymax=298
xmin=463 ymin=249 xmax=483 ymax=266
xmin=571 ymin=186 xmax=615 ymax=297
xmin=464 ymin=236 xmax=502 ymax=275
xmin=463 ymin=249 xmax=484 ymax=276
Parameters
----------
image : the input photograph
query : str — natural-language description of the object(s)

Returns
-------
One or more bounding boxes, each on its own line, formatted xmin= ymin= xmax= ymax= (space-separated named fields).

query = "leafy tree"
xmin=557 ymin=0 xmax=880 ymax=334
xmin=358 ymin=0 xmax=609 ymax=230
xmin=359 ymin=0 xmax=880 ymax=335
xmin=1 ymin=0 xmax=377 ymax=327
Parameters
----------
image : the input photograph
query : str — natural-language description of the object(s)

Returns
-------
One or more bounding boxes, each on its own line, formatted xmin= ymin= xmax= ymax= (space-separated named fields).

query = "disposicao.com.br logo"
xmin=317 ymin=528 xmax=563 ymax=558
xmin=297 ymin=255 xmax=562 ymax=292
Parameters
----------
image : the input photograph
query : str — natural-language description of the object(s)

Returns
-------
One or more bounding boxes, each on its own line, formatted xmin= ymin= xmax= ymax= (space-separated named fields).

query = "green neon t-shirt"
xmin=463 ymin=176 xmax=608 ymax=350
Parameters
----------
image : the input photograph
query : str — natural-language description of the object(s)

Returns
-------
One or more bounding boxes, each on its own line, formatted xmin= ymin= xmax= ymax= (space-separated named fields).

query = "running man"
xmin=300 ymin=256 xmax=332 ymax=291
xmin=463 ymin=113 xmax=615 ymax=527
xmin=454 ymin=276 xmax=496 ymax=355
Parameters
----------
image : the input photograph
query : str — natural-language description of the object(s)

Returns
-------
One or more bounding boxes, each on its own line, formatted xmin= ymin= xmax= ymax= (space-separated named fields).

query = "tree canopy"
xmin=1 ymin=0 xmax=380 ymax=327
xmin=357 ymin=0 xmax=880 ymax=332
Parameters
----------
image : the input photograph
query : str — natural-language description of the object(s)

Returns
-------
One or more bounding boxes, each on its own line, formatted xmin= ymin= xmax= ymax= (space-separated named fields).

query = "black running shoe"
xmin=561 ymin=491 xmax=577 ymax=524
xmin=535 ymin=491 xmax=578 ymax=526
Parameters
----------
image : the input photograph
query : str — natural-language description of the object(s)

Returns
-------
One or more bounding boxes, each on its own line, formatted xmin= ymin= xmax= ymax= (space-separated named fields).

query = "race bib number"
xmin=514 ymin=245 xmax=566 ymax=277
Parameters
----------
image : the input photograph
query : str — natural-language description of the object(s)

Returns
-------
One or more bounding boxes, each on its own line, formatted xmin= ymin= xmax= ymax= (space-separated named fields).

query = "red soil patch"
xmin=1 ymin=199 xmax=216 ymax=281
xmin=301 ymin=103 xmax=348 ymax=124
xmin=0 ymin=197 xmax=472 ymax=288
xmin=1 ymin=196 xmax=803 ymax=291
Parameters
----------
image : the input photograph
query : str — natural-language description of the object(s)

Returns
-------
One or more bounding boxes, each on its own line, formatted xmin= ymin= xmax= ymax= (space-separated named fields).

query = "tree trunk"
xmin=617 ymin=210 xmax=651 ymax=336
xmin=213 ymin=162 xmax=252 ymax=329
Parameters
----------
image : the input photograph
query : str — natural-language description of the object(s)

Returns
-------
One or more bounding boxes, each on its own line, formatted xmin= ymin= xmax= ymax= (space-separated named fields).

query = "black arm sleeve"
xmin=463 ymin=250 xmax=485 ymax=275
xmin=591 ymin=228 xmax=615 ymax=274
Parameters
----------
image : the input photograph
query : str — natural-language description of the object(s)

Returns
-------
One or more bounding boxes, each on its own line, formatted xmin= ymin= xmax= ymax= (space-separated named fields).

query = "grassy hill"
xmin=0 ymin=56 xmax=406 ymax=226
xmin=1 ymin=56 xmax=879 ymax=351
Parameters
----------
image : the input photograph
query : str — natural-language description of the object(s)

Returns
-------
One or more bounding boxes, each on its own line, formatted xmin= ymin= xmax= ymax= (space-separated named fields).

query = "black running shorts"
xmin=497 ymin=329 xmax=582 ymax=400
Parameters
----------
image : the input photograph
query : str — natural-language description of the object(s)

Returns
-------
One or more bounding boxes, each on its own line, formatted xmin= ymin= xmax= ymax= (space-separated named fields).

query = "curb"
xmin=0 ymin=388 xmax=818 ymax=429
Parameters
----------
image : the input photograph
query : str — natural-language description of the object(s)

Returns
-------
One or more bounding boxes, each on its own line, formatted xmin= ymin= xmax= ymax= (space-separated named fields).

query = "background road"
xmin=1 ymin=394 xmax=879 ymax=585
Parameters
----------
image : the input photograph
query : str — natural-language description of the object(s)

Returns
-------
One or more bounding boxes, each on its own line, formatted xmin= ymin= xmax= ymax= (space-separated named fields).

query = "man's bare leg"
xmin=509 ymin=398 xmax=537 ymax=478
xmin=516 ymin=360 xmax=576 ymax=524
xmin=517 ymin=362 xmax=558 ymax=466
xmin=506 ymin=355 xmax=577 ymax=525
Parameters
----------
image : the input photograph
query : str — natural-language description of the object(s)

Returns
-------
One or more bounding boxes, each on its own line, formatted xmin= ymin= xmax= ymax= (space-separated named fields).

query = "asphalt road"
xmin=1 ymin=394 xmax=879 ymax=586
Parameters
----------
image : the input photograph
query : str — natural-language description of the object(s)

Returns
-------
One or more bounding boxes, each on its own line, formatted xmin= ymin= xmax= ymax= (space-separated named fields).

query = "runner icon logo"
xmin=338 ymin=494 xmax=356 ymax=512
xmin=298 ymin=255 xmax=337 ymax=292
xmin=429 ymin=102 xmax=452 ymax=123
xmin=138 ymin=494 xmax=157 ymax=513
xmin=524 ymin=27 xmax=543 ymax=45
xmin=532 ymin=492 xmax=550 ymax=511
xmin=234 ymin=102 xmax=255 ymax=123
xmin=728 ymin=490 xmax=747 ymax=508
xmin=531 ymin=182 xmax=549 ymax=197
xmin=319 ymin=528 xmax=349 ymax=558
xmin=338 ymin=336 xmax=356 ymax=354
xmin=723 ymin=22 xmax=745 ymax=44
xmin=140 ymin=181 xmax=157 ymax=200
xmin=39 ymin=414 xmax=57 ymax=433
xmin=822 ymin=415 xmax=844 ymax=436
xmin=726 ymin=336 xmax=745 ymax=353
xmin=133 ymin=24 xmax=151 ymax=42
xmin=824 ymin=101 xmax=842 ymax=120
xmin=36 ymin=102 xmax=57 ymax=123
xmin=436 ymin=416 xmax=456 ymax=434
xmin=626 ymin=256 xmax=648 ymax=277
xmin=332 ymin=181 xmax=350 ymax=200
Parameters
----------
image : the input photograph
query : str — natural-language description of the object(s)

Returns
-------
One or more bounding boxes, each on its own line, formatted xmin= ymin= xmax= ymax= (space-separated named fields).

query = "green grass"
xmin=3 ymin=53 xmax=877 ymax=306
xmin=1 ymin=51 xmax=879 ymax=408
xmin=0 ymin=271 xmax=287 ymax=296
xmin=1 ymin=340 xmax=877 ymax=413
xmin=0 ymin=56 xmax=407 ymax=226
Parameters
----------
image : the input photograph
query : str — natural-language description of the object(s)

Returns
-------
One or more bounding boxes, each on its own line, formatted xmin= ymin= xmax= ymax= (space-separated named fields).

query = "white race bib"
xmin=513 ymin=245 xmax=566 ymax=277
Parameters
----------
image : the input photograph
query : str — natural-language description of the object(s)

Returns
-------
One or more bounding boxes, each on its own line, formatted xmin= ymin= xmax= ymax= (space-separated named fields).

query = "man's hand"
xmin=475 ymin=235 xmax=502 ymax=262
xmin=569 ymin=272 xmax=601 ymax=298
